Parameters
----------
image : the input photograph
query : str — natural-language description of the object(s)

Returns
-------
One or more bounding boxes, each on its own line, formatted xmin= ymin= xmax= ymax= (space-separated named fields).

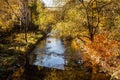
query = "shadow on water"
xmin=21 ymin=37 xmax=110 ymax=80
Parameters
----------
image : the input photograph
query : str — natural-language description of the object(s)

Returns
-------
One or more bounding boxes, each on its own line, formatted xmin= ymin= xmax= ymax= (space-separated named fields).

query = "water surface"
xmin=28 ymin=37 xmax=110 ymax=80
xmin=30 ymin=37 xmax=81 ymax=70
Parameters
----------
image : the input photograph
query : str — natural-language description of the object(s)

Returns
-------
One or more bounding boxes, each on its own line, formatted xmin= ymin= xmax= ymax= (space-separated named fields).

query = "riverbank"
xmin=73 ymin=33 xmax=120 ymax=80
xmin=0 ymin=30 xmax=46 ymax=80
xmin=21 ymin=36 xmax=109 ymax=80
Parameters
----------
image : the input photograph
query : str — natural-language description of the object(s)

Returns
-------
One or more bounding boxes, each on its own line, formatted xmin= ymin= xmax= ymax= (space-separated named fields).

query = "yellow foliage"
xmin=12 ymin=67 xmax=24 ymax=78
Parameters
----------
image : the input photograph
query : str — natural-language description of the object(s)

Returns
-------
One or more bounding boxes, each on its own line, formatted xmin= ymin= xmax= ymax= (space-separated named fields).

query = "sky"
xmin=42 ymin=0 xmax=66 ymax=8
xmin=42 ymin=0 xmax=53 ymax=7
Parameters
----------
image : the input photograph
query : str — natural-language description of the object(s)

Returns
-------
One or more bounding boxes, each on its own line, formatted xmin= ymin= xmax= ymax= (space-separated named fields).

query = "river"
xmin=30 ymin=37 xmax=82 ymax=70
xmin=23 ymin=36 xmax=110 ymax=80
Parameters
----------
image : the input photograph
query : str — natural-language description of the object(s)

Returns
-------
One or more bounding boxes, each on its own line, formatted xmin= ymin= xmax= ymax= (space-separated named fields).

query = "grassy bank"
xmin=0 ymin=30 xmax=45 ymax=80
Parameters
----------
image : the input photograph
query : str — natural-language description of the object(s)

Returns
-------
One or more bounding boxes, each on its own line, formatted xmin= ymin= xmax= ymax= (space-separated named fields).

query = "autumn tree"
xmin=33 ymin=0 xmax=59 ymax=34
xmin=19 ymin=0 xmax=30 ymax=42
xmin=0 ymin=0 xmax=20 ymax=32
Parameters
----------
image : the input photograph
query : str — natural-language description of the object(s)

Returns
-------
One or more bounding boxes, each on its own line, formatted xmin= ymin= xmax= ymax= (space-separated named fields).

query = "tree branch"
xmin=99 ymin=1 xmax=112 ymax=12
xmin=5 ymin=1 xmax=25 ymax=25
xmin=79 ymin=0 xmax=87 ymax=10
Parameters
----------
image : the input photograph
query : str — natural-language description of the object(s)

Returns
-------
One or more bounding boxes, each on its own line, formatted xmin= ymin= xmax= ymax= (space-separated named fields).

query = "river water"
xmin=33 ymin=37 xmax=66 ymax=70
xmin=26 ymin=36 xmax=110 ymax=80
xmin=30 ymin=37 xmax=82 ymax=70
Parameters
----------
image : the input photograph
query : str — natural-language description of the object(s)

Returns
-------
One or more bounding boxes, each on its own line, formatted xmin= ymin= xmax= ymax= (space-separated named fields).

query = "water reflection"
xmin=45 ymin=38 xmax=65 ymax=54
xmin=28 ymin=37 xmax=110 ymax=80
xmin=32 ymin=37 xmax=66 ymax=69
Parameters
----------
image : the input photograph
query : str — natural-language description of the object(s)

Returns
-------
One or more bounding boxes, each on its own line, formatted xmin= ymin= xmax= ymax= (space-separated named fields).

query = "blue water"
xmin=32 ymin=37 xmax=66 ymax=70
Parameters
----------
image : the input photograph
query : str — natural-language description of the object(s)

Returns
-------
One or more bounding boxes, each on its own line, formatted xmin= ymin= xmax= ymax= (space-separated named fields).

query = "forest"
xmin=0 ymin=0 xmax=120 ymax=80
